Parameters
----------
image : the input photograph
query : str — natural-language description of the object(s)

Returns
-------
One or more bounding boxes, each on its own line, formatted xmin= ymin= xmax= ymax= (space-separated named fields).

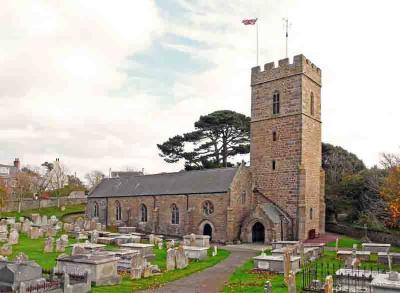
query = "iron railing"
xmin=301 ymin=262 xmax=386 ymax=292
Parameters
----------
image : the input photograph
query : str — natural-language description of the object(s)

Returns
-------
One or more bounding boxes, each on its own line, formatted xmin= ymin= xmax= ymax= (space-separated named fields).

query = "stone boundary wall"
xmin=1 ymin=197 xmax=87 ymax=212
xmin=326 ymin=223 xmax=400 ymax=246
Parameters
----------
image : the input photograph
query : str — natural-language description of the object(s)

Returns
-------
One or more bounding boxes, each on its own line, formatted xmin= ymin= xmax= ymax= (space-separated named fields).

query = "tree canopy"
xmin=157 ymin=110 xmax=250 ymax=170
xmin=322 ymin=143 xmax=366 ymax=185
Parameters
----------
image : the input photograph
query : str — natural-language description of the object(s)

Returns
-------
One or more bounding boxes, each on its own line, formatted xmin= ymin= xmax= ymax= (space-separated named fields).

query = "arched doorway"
xmin=308 ymin=229 xmax=316 ymax=239
xmin=252 ymin=222 xmax=265 ymax=243
xmin=203 ymin=223 xmax=212 ymax=240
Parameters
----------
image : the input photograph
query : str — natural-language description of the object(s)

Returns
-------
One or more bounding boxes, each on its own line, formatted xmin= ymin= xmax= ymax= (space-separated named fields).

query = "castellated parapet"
xmin=251 ymin=54 xmax=321 ymax=87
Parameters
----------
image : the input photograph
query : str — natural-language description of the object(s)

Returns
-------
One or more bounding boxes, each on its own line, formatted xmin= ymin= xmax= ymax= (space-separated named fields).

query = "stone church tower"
xmin=250 ymin=55 xmax=325 ymax=241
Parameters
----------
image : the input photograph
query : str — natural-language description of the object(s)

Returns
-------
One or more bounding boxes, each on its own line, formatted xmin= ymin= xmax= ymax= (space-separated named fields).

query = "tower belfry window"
xmin=272 ymin=131 xmax=277 ymax=141
xmin=273 ymin=92 xmax=280 ymax=114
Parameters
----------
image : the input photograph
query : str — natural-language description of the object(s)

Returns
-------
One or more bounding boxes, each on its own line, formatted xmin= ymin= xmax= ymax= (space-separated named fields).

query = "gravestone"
xmin=166 ymin=248 xmax=176 ymax=271
xmin=6 ymin=217 xmax=15 ymax=225
xmin=63 ymin=223 xmax=72 ymax=232
xmin=60 ymin=234 xmax=69 ymax=244
xmin=82 ymin=220 xmax=89 ymax=231
xmin=0 ymin=244 xmax=12 ymax=256
xmin=96 ymin=223 xmax=102 ymax=231
xmin=130 ymin=253 xmax=144 ymax=279
xmin=90 ymin=230 xmax=99 ymax=243
xmin=284 ymin=250 xmax=291 ymax=285
xmin=175 ymin=246 xmax=188 ymax=269
xmin=8 ymin=229 xmax=19 ymax=245
xmin=12 ymin=223 xmax=22 ymax=233
xmin=49 ymin=215 xmax=58 ymax=225
xmin=46 ymin=226 xmax=56 ymax=237
xmin=167 ymin=240 xmax=175 ymax=249
xmin=71 ymin=244 xmax=87 ymax=256
xmin=15 ymin=252 xmax=28 ymax=262
xmin=388 ymin=271 xmax=399 ymax=281
xmin=31 ymin=214 xmax=41 ymax=225
xmin=142 ymin=266 xmax=152 ymax=278
xmin=41 ymin=215 xmax=48 ymax=226
xmin=157 ymin=241 xmax=163 ymax=249
xmin=299 ymin=242 xmax=305 ymax=267
xmin=29 ymin=227 xmax=40 ymax=240
xmin=44 ymin=237 xmax=54 ymax=253
xmin=335 ymin=238 xmax=339 ymax=252
xmin=22 ymin=220 xmax=31 ymax=233
xmin=148 ymin=234 xmax=155 ymax=244
xmin=90 ymin=219 xmax=97 ymax=230
xmin=212 ymin=245 xmax=218 ymax=257
xmin=56 ymin=238 xmax=65 ymax=252
xmin=288 ymin=271 xmax=296 ymax=293
xmin=264 ymin=281 xmax=272 ymax=293
xmin=324 ymin=275 xmax=333 ymax=293
xmin=0 ymin=225 xmax=8 ymax=242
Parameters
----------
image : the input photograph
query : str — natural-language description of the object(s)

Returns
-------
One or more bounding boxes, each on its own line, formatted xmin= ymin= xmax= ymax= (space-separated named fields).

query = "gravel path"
xmin=139 ymin=247 xmax=257 ymax=293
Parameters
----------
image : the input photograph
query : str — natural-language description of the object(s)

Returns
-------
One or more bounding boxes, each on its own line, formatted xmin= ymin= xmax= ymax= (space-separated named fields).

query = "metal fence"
xmin=301 ymin=263 xmax=386 ymax=292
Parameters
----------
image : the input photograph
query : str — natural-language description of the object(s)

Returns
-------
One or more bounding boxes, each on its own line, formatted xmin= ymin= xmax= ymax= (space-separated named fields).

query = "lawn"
xmin=5 ymin=226 xmax=230 ymax=293
xmin=0 ymin=204 xmax=86 ymax=222
xmin=326 ymin=235 xmax=400 ymax=252
xmin=8 ymin=232 xmax=78 ymax=268
xmin=93 ymin=247 xmax=230 ymax=293
xmin=326 ymin=236 xmax=361 ymax=249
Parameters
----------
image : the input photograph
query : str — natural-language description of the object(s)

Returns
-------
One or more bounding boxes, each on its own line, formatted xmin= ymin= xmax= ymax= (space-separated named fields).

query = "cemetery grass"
xmin=8 ymin=233 xmax=77 ymax=269
xmin=0 ymin=204 xmax=86 ymax=222
xmin=223 ymin=250 xmax=400 ymax=293
xmin=92 ymin=247 xmax=231 ymax=293
xmin=325 ymin=236 xmax=361 ymax=248
xmin=326 ymin=236 xmax=400 ymax=252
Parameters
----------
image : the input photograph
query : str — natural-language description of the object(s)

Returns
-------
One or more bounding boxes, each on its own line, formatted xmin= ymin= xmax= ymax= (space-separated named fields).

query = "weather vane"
xmin=282 ymin=18 xmax=291 ymax=58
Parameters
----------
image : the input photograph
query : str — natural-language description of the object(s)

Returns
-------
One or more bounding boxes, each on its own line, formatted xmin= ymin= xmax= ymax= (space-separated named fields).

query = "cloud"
xmin=0 ymin=0 xmax=399 ymax=181
xmin=0 ymin=0 xmax=167 ymax=176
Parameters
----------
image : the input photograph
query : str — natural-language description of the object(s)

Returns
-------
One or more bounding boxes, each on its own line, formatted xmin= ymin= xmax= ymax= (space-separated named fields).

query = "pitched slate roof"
xmin=88 ymin=167 xmax=238 ymax=198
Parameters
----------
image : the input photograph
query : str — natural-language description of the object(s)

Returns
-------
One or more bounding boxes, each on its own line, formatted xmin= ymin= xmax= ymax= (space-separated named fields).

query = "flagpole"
xmin=256 ymin=20 xmax=259 ymax=66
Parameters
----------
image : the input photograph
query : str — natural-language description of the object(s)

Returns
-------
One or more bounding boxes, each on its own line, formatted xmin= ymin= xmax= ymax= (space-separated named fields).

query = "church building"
xmin=86 ymin=54 xmax=325 ymax=243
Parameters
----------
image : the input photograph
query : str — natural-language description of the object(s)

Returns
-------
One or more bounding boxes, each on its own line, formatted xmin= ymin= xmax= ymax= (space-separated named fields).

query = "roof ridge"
xmin=125 ymin=167 xmax=239 ymax=178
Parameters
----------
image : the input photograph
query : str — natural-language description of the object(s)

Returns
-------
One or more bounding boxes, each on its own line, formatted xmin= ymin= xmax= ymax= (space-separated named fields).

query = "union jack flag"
xmin=242 ymin=18 xmax=257 ymax=25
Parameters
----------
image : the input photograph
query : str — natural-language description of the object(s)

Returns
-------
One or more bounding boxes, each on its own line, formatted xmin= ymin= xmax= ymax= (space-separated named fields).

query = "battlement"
xmin=251 ymin=54 xmax=321 ymax=86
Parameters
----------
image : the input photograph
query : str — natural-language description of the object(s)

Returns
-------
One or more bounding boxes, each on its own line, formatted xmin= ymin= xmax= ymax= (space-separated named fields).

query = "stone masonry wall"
xmin=1 ymin=197 xmax=87 ymax=213
xmin=95 ymin=192 xmax=230 ymax=242
xmin=250 ymin=54 xmax=323 ymax=240
xmin=226 ymin=165 xmax=253 ymax=242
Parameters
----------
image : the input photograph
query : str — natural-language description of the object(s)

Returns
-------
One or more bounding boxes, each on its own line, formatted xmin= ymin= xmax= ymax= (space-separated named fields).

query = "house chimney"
xmin=14 ymin=158 xmax=20 ymax=170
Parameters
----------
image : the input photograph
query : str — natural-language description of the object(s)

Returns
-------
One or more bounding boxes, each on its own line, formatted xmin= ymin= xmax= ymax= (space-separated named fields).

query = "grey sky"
xmin=0 ymin=0 xmax=398 ymax=178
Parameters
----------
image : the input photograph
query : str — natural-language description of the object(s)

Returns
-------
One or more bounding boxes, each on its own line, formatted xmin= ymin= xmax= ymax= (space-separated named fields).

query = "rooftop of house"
xmin=0 ymin=164 xmax=18 ymax=177
xmin=88 ymin=167 xmax=240 ymax=198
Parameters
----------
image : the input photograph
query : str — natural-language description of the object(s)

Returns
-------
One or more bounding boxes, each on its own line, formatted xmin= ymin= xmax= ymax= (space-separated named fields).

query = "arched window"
xmin=273 ymin=91 xmax=280 ymax=114
xmin=93 ymin=201 xmax=99 ymax=217
xmin=272 ymin=160 xmax=276 ymax=170
xmin=310 ymin=207 xmax=313 ymax=220
xmin=310 ymin=92 xmax=315 ymax=116
xmin=202 ymin=200 xmax=214 ymax=216
xmin=115 ymin=201 xmax=122 ymax=221
xmin=272 ymin=131 xmax=277 ymax=141
xmin=140 ymin=204 xmax=147 ymax=222
xmin=171 ymin=204 xmax=179 ymax=224
xmin=241 ymin=191 xmax=246 ymax=204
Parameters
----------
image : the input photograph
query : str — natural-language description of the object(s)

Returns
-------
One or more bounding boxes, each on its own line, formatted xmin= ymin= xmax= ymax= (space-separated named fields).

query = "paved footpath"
xmin=140 ymin=247 xmax=257 ymax=293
